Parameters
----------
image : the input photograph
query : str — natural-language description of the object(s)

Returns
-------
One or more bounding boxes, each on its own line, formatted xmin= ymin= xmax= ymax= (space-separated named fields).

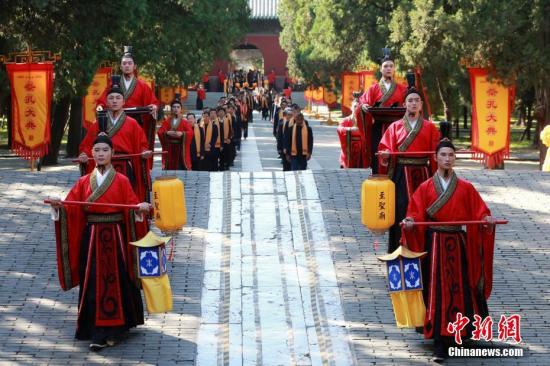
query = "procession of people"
xmin=41 ymin=42 xmax=510 ymax=364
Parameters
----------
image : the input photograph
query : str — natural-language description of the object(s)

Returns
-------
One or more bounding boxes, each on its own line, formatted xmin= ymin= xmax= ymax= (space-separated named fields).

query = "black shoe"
xmin=432 ymin=340 xmax=447 ymax=363
xmin=89 ymin=342 xmax=108 ymax=352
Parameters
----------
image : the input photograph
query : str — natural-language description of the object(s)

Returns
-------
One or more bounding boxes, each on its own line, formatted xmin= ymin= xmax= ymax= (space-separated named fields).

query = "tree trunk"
xmin=436 ymin=77 xmax=453 ymax=122
xmin=66 ymin=97 xmax=82 ymax=157
xmin=42 ymin=97 xmax=71 ymax=166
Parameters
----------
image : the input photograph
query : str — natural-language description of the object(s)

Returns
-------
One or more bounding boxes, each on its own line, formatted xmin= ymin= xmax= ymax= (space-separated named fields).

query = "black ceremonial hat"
xmin=405 ymin=87 xmax=423 ymax=101
xmin=108 ymin=75 xmax=124 ymax=96
xmin=93 ymin=133 xmax=113 ymax=149
xmin=436 ymin=138 xmax=456 ymax=153
xmin=122 ymin=45 xmax=133 ymax=60
xmin=171 ymin=93 xmax=182 ymax=106
xmin=379 ymin=47 xmax=394 ymax=65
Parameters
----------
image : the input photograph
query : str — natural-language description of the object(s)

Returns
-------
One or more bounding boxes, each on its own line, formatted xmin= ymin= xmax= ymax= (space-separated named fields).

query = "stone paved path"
xmin=0 ymin=112 xmax=548 ymax=365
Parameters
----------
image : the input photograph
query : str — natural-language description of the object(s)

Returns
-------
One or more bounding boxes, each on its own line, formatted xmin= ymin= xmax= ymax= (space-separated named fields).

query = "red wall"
xmin=210 ymin=34 xmax=288 ymax=76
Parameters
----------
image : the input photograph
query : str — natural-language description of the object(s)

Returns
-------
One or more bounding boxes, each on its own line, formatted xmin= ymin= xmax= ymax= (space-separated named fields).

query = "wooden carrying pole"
xmin=44 ymin=199 xmax=140 ymax=209
xmin=400 ymin=220 xmax=508 ymax=226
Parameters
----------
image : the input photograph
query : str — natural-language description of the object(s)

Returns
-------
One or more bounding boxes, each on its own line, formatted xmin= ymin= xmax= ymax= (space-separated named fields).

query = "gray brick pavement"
xmin=313 ymin=169 xmax=550 ymax=365
xmin=0 ymin=158 xmax=549 ymax=365
xmin=0 ymin=167 xmax=209 ymax=365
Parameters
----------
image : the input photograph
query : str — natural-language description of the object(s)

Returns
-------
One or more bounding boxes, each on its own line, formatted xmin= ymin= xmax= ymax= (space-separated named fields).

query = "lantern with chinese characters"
xmin=378 ymin=246 xmax=427 ymax=328
xmin=152 ymin=176 xmax=187 ymax=232
xmin=361 ymin=175 xmax=395 ymax=233
xmin=130 ymin=231 xmax=173 ymax=313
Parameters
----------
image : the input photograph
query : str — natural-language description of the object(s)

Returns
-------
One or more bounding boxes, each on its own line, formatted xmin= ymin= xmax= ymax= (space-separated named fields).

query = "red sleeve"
xmin=464 ymin=182 xmax=494 ymax=299
xmin=157 ymin=119 xmax=170 ymax=150
xmin=402 ymin=181 xmax=429 ymax=252
xmin=133 ymin=119 xmax=150 ymax=152
xmin=429 ymin=122 xmax=440 ymax=174
xmin=55 ymin=177 xmax=87 ymax=290
xmin=377 ymin=124 xmax=396 ymax=175
xmin=141 ymin=80 xmax=159 ymax=107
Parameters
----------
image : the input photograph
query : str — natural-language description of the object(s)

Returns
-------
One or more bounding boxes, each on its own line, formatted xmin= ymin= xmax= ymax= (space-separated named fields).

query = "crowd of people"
xmin=46 ymin=45 xmax=500 ymax=363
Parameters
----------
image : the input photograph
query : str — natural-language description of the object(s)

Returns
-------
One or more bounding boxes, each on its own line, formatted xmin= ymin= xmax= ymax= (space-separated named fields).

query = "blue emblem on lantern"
xmin=138 ymin=247 xmax=160 ymax=277
xmin=387 ymin=258 xmax=403 ymax=292
xmin=403 ymin=257 xmax=422 ymax=290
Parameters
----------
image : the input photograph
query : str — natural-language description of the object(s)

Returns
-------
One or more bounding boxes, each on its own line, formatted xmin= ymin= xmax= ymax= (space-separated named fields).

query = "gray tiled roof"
xmin=248 ymin=0 xmax=279 ymax=19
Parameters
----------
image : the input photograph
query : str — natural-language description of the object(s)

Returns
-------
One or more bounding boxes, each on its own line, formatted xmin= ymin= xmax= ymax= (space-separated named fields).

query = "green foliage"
xmin=0 ymin=0 xmax=249 ymax=98
xmin=279 ymin=0 xmax=398 ymax=90
xmin=279 ymin=0 xmax=550 ymax=123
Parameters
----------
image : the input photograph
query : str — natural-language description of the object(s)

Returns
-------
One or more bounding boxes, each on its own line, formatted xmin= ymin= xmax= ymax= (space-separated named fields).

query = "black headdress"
xmin=108 ymin=75 xmax=124 ymax=97
xmin=171 ymin=93 xmax=182 ymax=107
xmin=93 ymin=133 xmax=113 ymax=149
xmin=435 ymin=138 xmax=456 ymax=154
xmin=122 ymin=45 xmax=133 ymax=61
xmin=379 ymin=47 xmax=394 ymax=65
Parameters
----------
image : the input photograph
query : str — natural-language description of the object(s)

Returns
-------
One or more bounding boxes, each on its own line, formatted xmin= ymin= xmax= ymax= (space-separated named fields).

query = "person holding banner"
xmin=96 ymin=46 xmax=159 ymax=151
xmin=79 ymin=76 xmax=152 ymax=203
xmin=378 ymin=88 xmax=440 ymax=253
xmin=157 ymin=94 xmax=193 ymax=170
xmin=357 ymin=50 xmax=408 ymax=171
xmin=402 ymin=140 xmax=497 ymax=362
xmin=49 ymin=134 xmax=151 ymax=351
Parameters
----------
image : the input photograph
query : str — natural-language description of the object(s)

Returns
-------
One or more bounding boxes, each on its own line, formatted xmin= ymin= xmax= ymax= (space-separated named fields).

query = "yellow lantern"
xmin=152 ymin=176 xmax=187 ymax=232
xmin=361 ymin=175 xmax=395 ymax=233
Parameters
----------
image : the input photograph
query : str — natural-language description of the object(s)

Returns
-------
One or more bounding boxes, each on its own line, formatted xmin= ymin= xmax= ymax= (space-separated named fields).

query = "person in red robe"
xmin=79 ymin=76 xmax=152 ymax=203
xmin=217 ymin=69 xmax=226 ymax=92
xmin=402 ymin=140 xmax=497 ymax=362
xmin=196 ymin=84 xmax=206 ymax=110
xmin=267 ymin=69 xmax=276 ymax=90
xmin=356 ymin=50 xmax=408 ymax=171
xmin=157 ymin=94 xmax=193 ymax=170
xmin=337 ymin=99 xmax=367 ymax=168
xmin=378 ymin=88 xmax=440 ymax=253
xmin=96 ymin=46 xmax=159 ymax=152
xmin=50 ymin=134 xmax=151 ymax=351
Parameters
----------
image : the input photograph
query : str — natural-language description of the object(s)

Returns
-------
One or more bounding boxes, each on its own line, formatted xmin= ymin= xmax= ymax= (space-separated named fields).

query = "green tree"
xmin=388 ymin=0 xmax=470 ymax=122
xmin=463 ymin=0 xmax=550 ymax=165
xmin=279 ymin=0 xmax=399 ymax=90
xmin=0 ymin=0 xmax=249 ymax=164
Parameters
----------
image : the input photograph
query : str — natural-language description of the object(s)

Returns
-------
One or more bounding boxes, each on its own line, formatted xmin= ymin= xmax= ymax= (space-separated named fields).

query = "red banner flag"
xmin=82 ymin=67 xmax=111 ymax=129
xmin=7 ymin=63 xmax=54 ymax=159
xmin=341 ymin=72 xmax=361 ymax=116
xmin=468 ymin=68 xmax=515 ymax=168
